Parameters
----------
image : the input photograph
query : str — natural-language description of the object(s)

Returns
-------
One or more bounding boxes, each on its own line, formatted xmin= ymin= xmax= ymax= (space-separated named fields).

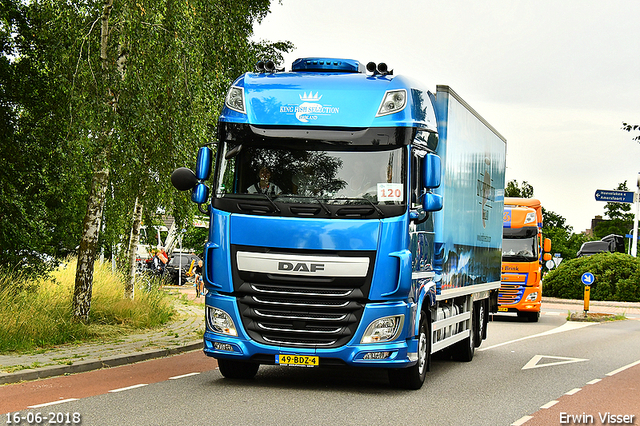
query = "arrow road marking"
xmin=522 ymin=355 xmax=589 ymax=370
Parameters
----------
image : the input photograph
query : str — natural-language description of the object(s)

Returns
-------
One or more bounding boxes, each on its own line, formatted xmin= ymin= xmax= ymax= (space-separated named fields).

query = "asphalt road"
xmin=3 ymin=308 xmax=640 ymax=426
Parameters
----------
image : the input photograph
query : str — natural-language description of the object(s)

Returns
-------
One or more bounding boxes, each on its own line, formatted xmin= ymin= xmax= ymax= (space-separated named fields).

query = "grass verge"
xmin=0 ymin=259 xmax=175 ymax=354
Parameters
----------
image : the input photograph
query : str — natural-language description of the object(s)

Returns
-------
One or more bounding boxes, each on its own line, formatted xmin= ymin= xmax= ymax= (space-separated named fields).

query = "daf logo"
xmin=278 ymin=261 xmax=325 ymax=272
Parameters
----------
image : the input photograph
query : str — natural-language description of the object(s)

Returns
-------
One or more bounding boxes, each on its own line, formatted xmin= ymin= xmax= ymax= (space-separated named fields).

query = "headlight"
xmin=361 ymin=315 xmax=404 ymax=343
xmin=376 ymin=89 xmax=407 ymax=116
xmin=525 ymin=292 xmax=539 ymax=301
xmin=524 ymin=211 xmax=537 ymax=224
xmin=206 ymin=306 xmax=238 ymax=336
xmin=225 ymin=86 xmax=246 ymax=114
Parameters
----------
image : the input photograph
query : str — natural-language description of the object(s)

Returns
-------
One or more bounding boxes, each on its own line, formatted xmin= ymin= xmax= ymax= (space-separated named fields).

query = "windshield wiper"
xmin=256 ymin=193 xmax=281 ymax=213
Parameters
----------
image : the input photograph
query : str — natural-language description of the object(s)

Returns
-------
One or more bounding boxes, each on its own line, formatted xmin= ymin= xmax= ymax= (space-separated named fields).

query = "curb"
xmin=0 ymin=341 xmax=203 ymax=385
xmin=543 ymin=297 xmax=640 ymax=309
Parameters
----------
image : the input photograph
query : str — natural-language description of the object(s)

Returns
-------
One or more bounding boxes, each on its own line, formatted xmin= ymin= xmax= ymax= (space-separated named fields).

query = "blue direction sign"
xmin=581 ymin=272 xmax=595 ymax=286
xmin=595 ymin=189 xmax=635 ymax=203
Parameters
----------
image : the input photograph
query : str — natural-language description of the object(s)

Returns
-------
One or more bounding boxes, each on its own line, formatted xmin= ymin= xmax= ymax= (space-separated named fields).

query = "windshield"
xmin=213 ymin=142 xmax=406 ymax=218
xmin=502 ymin=227 xmax=539 ymax=261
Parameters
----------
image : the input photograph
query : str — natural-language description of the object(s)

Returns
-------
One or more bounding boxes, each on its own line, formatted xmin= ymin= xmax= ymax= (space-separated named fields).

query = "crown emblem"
xmin=299 ymin=92 xmax=322 ymax=102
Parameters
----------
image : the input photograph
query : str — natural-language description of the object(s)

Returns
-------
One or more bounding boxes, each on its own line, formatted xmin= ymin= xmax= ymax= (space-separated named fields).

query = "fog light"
xmin=363 ymin=352 xmax=392 ymax=360
xmin=214 ymin=342 xmax=234 ymax=352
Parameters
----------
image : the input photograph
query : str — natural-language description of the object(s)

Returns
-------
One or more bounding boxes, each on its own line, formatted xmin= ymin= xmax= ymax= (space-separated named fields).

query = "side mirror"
xmin=191 ymin=182 xmax=210 ymax=204
xmin=195 ymin=147 xmax=213 ymax=180
xmin=543 ymin=253 xmax=552 ymax=261
xmin=171 ymin=167 xmax=198 ymax=191
xmin=423 ymin=192 xmax=443 ymax=212
xmin=544 ymin=238 xmax=551 ymax=252
xmin=422 ymin=153 xmax=441 ymax=189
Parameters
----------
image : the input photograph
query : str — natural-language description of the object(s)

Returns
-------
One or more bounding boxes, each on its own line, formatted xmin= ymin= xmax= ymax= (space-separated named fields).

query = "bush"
xmin=543 ymin=252 xmax=640 ymax=302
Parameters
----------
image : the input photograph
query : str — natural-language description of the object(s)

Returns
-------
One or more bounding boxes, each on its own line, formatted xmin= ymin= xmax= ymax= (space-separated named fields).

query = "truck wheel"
xmin=388 ymin=311 xmax=430 ymax=390
xmin=217 ymin=359 xmax=259 ymax=379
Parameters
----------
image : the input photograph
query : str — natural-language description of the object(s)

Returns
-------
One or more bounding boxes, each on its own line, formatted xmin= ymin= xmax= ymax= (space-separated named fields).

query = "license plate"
xmin=276 ymin=354 xmax=319 ymax=367
xmin=498 ymin=307 xmax=508 ymax=312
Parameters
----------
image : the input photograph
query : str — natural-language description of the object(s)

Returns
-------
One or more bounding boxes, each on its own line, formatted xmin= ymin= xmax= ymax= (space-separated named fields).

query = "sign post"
xmin=581 ymin=272 xmax=594 ymax=314
xmin=633 ymin=173 xmax=640 ymax=258
xmin=594 ymin=182 xmax=639 ymax=257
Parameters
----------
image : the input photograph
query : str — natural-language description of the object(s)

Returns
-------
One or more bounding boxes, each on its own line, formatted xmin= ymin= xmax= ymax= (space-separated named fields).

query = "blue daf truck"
xmin=171 ymin=58 xmax=506 ymax=389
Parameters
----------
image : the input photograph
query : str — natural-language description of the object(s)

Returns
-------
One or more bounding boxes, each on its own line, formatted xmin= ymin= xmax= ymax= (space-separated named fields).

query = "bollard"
xmin=584 ymin=285 xmax=590 ymax=314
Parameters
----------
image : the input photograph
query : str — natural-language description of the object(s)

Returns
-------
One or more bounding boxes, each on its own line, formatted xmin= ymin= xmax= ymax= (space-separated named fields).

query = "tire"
xmin=527 ymin=311 xmax=540 ymax=322
xmin=217 ymin=358 xmax=260 ymax=380
xmin=517 ymin=311 xmax=540 ymax=322
xmin=388 ymin=311 xmax=430 ymax=390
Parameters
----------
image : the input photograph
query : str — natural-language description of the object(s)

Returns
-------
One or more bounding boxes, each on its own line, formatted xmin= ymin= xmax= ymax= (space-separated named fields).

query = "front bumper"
xmin=203 ymin=293 xmax=419 ymax=369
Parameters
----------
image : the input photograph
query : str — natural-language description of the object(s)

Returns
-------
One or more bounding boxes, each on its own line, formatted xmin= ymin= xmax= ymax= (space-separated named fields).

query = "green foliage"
xmin=0 ymin=0 xmax=89 ymax=274
xmin=180 ymin=226 xmax=208 ymax=254
xmin=541 ymin=207 xmax=588 ymax=261
xmin=543 ymin=252 xmax=640 ymax=302
xmin=505 ymin=180 xmax=533 ymax=198
xmin=0 ymin=0 xmax=293 ymax=278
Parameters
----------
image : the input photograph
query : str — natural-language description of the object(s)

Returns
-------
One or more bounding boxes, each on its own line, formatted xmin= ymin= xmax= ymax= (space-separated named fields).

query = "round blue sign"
xmin=581 ymin=272 xmax=595 ymax=285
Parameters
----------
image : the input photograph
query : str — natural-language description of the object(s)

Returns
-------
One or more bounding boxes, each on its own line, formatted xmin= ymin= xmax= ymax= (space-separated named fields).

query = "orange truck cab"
xmin=499 ymin=198 xmax=551 ymax=322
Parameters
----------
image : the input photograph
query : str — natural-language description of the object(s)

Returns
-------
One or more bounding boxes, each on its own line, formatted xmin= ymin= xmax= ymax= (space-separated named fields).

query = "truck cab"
xmin=499 ymin=198 xmax=551 ymax=322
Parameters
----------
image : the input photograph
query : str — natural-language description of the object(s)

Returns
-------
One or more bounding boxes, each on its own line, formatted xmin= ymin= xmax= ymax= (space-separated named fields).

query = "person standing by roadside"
xmin=194 ymin=260 xmax=204 ymax=297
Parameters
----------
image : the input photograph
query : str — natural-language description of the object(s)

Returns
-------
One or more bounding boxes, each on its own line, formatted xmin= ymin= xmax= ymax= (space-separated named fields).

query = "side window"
xmin=411 ymin=152 xmax=425 ymax=207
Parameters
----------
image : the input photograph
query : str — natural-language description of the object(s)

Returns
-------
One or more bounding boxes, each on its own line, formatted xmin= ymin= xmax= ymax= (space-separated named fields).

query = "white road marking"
xmin=511 ymin=415 xmax=533 ymax=425
xmin=605 ymin=359 xmax=640 ymax=376
xmin=169 ymin=372 xmax=200 ymax=380
xmin=565 ymin=388 xmax=582 ymax=395
xmin=586 ymin=378 xmax=601 ymax=385
xmin=108 ymin=383 xmax=148 ymax=393
xmin=479 ymin=321 xmax=596 ymax=351
xmin=540 ymin=400 xmax=559 ymax=409
xmin=28 ymin=398 xmax=78 ymax=408
xmin=522 ymin=355 xmax=589 ymax=370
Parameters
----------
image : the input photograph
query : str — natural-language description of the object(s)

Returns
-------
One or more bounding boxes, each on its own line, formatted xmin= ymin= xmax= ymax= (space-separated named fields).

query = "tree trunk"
xmin=125 ymin=196 xmax=144 ymax=299
xmin=71 ymin=0 xmax=115 ymax=323
xmin=72 ymin=161 xmax=110 ymax=322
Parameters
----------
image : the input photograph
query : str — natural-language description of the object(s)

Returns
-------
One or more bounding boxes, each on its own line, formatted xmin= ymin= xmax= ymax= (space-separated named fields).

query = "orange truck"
xmin=499 ymin=198 xmax=551 ymax=322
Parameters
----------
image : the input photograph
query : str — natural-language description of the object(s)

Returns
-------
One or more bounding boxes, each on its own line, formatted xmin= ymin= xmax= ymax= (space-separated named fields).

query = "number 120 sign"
xmin=377 ymin=183 xmax=403 ymax=201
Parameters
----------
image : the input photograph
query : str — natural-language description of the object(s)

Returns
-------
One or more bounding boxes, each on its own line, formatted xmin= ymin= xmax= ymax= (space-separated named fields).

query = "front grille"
xmin=498 ymin=283 xmax=526 ymax=305
xmin=237 ymin=284 xmax=364 ymax=348
xmin=231 ymin=246 xmax=375 ymax=349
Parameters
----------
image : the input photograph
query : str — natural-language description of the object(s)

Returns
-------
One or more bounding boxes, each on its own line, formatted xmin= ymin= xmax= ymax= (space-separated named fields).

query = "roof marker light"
xmin=376 ymin=89 xmax=407 ymax=117
xmin=225 ymin=86 xmax=245 ymax=114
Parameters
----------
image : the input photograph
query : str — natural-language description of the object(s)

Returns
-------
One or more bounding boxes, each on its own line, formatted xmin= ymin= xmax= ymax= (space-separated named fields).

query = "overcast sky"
xmin=252 ymin=0 xmax=640 ymax=233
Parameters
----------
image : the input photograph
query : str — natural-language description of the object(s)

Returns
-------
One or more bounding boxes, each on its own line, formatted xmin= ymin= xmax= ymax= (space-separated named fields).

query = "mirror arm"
xmin=198 ymin=203 xmax=211 ymax=215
